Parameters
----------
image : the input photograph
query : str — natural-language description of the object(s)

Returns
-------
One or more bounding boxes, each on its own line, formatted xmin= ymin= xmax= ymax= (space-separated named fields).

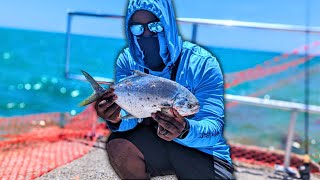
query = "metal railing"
xmin=225 ymin=94 xmax=320 ymax=174
xmin=225 ymin=94 xmax=320 ymax=114
xmin=64 ymin=11 xmax=320 ymax=175
xmin=64 ymin=12 xmax=124 ymax=82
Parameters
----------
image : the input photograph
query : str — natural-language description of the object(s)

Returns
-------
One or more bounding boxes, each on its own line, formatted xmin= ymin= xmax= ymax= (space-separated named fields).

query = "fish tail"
xmin=79 ymin=70 xmax=105 ymax=106
xmin=79 ymin=92 xmax=100 ymax=106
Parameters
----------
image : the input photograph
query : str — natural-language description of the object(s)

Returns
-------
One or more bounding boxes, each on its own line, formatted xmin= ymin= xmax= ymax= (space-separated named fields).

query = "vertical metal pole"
xmin=284 ymin=110 xmax=298 ymax=171
xmin=191 ymin=23 xmax=198 ymax=43
xmin=64 ymin=13 xmax=73 ymax=79
xmin=59 ymin=113 xmax=65 ymax=128
xmin=300 ymin=1 xmax=311 ymax=179
xmin=303 ymin=0 xmax=310 ymax=159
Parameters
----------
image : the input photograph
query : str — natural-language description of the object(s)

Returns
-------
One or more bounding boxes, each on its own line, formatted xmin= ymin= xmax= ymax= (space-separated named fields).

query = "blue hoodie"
xmin=109 ymin=0 xmax=231 ymax=164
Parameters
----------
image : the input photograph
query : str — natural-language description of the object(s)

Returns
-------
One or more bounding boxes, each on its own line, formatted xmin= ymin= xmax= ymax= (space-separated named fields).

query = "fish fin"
xmin=131 ymin=70 xmax=147 ymax=76
xmin=121 ymin=114 xmax=136 ymax=119
xmin=79 ymin=70 xmax=105 ymax=106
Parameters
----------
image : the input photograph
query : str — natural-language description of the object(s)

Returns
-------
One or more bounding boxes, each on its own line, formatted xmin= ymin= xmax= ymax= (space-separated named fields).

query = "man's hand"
xmin=151 ymin=108 xmax=186 ymax=141
xmin=94 ymin=88 xmax=121 ymax=124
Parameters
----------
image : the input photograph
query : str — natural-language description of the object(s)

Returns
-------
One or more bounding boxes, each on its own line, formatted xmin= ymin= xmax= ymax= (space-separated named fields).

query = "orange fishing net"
xmin=0 ymin=105 xmax=110 ymax=179
xmin=0 ymin=105 xmax=319 ymax=179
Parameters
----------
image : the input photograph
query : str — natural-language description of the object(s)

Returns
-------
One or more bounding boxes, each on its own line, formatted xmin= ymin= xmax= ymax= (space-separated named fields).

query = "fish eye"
xmin=187 ymin=104 xmax=193 ymax=109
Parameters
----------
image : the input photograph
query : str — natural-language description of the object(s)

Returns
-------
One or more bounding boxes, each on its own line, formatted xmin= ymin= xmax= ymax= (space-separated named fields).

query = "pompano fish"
xmin=79 ymin=70 xmax=200 ymax=119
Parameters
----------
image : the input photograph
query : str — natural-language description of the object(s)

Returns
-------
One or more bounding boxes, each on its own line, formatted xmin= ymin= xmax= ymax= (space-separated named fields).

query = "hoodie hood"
xmin=126 ymin=0 xmax=183 ymax=71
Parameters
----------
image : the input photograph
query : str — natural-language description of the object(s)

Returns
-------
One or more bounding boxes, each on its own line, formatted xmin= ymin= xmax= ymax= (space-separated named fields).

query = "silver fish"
xmin=80 ymin=70 xmax=200 ymax=119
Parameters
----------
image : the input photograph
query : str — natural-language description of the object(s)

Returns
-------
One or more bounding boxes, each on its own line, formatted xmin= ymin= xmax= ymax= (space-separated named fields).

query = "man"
xmin=95 ymin=0 xmax=234 ymax=179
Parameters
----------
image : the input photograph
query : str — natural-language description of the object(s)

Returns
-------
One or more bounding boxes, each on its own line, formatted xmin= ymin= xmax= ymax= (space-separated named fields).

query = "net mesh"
xmin=0 ymin=105 xmax=110 ymax=179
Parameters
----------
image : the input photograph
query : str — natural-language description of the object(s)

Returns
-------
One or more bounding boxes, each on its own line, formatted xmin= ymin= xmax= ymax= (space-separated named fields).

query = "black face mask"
xmin=138 ymin=36 xmax=165 ymax=71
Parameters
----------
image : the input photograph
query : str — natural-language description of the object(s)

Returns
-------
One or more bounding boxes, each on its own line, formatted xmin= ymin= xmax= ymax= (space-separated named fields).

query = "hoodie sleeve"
xmin=174 ymin=56 xmax=225 ymax=148
xmin=106 ymin=51 xmax=139 ymax=132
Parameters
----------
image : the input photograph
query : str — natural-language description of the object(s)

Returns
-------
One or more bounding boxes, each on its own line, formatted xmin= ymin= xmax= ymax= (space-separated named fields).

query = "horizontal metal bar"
xmin=68 ymin=73 xmax=320 ymax=115
xmin=68 ymin=11 xmax=125 ymax=19
xmin=67 ymin=11 xmax=320 ymax=34
xmin=67 ymin=73 xmax=114 ymax=82
xmin=177 ymin=18 xmax=320 ymax=34
xmin=225 ymin=94 xmax=320 ymax=114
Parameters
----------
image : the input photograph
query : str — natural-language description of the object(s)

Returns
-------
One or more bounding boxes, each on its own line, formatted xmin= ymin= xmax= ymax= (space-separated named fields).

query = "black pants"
xmin=107 ymin=123 xmax=235 ymax=179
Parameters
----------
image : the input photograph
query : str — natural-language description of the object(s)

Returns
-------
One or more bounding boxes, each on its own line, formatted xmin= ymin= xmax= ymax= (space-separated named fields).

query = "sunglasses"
xmin=130 ymin=21 xmax=163 ymax=36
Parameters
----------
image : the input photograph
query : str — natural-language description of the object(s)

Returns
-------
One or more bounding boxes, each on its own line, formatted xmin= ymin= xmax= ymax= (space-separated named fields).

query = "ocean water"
xmin=1 ymin=27 xmax=320 ymax=161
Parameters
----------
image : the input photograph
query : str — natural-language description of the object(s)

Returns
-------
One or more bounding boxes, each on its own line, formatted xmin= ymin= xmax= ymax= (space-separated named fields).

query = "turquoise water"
xmin=1 ymin=27 xmax=320 ymax=161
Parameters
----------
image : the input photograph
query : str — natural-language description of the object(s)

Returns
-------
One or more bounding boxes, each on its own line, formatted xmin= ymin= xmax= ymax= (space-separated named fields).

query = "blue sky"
xmin=0 ymin=0 xmax=319 ymax=52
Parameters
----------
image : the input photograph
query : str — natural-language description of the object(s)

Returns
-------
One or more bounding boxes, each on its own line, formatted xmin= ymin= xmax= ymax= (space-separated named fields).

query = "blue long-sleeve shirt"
xmin=107 ymin=0 xmax=232 ymax=164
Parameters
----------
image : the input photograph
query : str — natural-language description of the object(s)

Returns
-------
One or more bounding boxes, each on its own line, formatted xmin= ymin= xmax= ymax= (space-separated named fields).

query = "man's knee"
xmin=106 ymin=138 xmax=148 ymax=179
xmin=106 ymin=138 xmax=144 ymax=163
xmin=106 ymin=139 xmax=123 ymax=159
